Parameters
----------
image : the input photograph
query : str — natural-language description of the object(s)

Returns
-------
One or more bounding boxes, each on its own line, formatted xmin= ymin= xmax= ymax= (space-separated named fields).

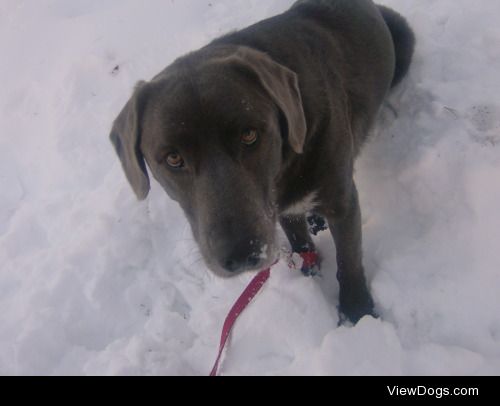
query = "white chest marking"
xmin=281 ymin=192 xmax=319 ymax=216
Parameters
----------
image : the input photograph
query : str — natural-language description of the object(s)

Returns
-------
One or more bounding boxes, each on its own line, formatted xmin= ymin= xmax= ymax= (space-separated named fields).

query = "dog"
xmin=109 ymin=0 xmax=415 ymax=324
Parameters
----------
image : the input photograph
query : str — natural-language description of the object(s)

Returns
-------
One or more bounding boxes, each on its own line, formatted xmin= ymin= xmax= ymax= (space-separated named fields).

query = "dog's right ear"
xmin=109 ymin=81 xmax=150 ymax=200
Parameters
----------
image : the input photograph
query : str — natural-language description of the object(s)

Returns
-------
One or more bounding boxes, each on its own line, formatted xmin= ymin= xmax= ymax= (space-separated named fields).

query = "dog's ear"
xmin=109 ymin=81 xmax=150 ymax=200
xmin=232 ymin=48 xmax=307 ymax=154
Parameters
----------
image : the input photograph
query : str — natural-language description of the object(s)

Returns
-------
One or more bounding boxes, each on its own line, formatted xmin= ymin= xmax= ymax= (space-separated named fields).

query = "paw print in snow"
xmin=467 ymin=104 xmax=500 ymax=146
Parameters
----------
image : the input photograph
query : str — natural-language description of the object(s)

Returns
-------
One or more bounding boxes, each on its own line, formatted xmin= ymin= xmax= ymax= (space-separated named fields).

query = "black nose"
xmin=223 ymin=251 xmax=263 ymax=273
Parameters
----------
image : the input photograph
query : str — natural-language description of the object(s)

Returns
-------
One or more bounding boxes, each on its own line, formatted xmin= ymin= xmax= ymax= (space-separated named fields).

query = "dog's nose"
xmin=223 ymin=251 xmax=263 ymax=273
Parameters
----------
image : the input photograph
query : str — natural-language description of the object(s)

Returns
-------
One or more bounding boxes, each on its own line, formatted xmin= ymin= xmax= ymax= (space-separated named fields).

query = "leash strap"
xmin=209 ymin=268 xmax=270 ymax=377
xmin=209 ymin=251 xmax=319 ymax=376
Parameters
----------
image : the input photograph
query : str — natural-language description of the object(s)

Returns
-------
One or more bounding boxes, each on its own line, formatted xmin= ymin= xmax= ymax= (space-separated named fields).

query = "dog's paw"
xmin=306 ymin=214 xmax=328 ymax=236
xmin=338 ymin=284 xmax=376 ymax=325
xmin=301 ymin=262 xmax=321 ymax=278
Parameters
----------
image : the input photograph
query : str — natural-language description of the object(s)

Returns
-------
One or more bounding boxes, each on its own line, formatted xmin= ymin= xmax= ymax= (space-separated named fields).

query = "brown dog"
xmin=110 ymin=0 xmax=415 ymax=323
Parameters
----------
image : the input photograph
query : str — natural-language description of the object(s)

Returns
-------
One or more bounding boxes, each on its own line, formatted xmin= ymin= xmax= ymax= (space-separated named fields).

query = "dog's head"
xmin=110 ymin=46 xmax=306 ymax=277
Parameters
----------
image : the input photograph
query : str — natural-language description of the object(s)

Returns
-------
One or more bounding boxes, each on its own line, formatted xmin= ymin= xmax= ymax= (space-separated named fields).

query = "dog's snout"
xmin=223 ymin=253 xmax=262 ymax=273
xmin=221 ymin=242 xmax=264 ymax=273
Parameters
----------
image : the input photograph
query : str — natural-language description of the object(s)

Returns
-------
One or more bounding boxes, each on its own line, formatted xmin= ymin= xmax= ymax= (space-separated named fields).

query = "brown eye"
xmin=241 ymin=130 xmax=258 ymax=146
xmin=166 ymin=152 xmax=184 ymax=168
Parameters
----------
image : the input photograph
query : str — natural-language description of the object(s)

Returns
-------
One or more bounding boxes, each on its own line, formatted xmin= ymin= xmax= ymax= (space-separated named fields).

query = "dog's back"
xmin=291 ymin=0 xmax=415 ymax=88
xmin=212 ymin=0 xmax=414 ymax=152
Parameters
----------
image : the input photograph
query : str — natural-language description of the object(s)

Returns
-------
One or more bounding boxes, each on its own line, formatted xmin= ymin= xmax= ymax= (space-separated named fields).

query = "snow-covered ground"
xmin=1 ymin=0 xmax=500 ymax=376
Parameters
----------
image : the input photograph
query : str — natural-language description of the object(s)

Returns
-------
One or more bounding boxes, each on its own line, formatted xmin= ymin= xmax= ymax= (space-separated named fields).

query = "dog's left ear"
xmin=232 ymin=47 xmax=307 ymax=154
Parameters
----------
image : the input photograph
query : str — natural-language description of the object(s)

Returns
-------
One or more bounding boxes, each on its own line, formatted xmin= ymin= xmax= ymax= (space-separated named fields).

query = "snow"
xmin=1 ymin=0 xmax=500 ymax=376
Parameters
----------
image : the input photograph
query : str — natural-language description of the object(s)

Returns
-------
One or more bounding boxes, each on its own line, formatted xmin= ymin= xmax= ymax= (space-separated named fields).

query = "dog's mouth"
xmin=205 ymin=240 xmax=280 ymax=279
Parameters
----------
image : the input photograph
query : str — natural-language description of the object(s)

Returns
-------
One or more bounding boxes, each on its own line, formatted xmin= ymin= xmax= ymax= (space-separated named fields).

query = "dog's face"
xmin=142 ymin=66 xmax=283 ymax=277
xmin=110 ymin=46 xmax=307 ymax=277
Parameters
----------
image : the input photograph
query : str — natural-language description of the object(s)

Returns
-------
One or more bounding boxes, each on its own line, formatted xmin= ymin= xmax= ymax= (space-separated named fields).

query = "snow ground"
xmin=1 ymin=0 xmax=500 ymax=376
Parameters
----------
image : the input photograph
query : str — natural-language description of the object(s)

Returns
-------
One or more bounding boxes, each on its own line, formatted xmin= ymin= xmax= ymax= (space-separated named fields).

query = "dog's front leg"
xmin=280 ymin=215 xmax=320 ymax=276
xmin=325 ymin=182 xmax=375 ymax=324
xmin=280 ymin=214 xmax=316 ymax=253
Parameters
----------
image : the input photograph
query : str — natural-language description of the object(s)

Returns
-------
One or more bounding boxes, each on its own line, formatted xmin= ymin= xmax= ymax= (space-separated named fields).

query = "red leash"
xmin=209 ymin=268 xmax=270 ymax=376
xmin=209 ymin=251 xmax=319 ymax=376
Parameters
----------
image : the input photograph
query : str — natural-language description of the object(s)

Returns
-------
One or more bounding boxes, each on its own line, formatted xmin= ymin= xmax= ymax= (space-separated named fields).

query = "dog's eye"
xmin=241 ymin=130 xmax=258 ymax=146
xmin=166 ymin=152 xmax=184 ymax=168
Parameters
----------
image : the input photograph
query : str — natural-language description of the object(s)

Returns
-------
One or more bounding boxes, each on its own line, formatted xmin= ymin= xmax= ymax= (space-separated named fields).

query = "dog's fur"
xmin=110 ymin=0 xmax=415 ymax=323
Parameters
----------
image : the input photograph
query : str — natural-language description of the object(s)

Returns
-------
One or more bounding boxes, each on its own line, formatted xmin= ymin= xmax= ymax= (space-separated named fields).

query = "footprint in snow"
xmin=467 ymin=104 xmax=500 ymax=146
